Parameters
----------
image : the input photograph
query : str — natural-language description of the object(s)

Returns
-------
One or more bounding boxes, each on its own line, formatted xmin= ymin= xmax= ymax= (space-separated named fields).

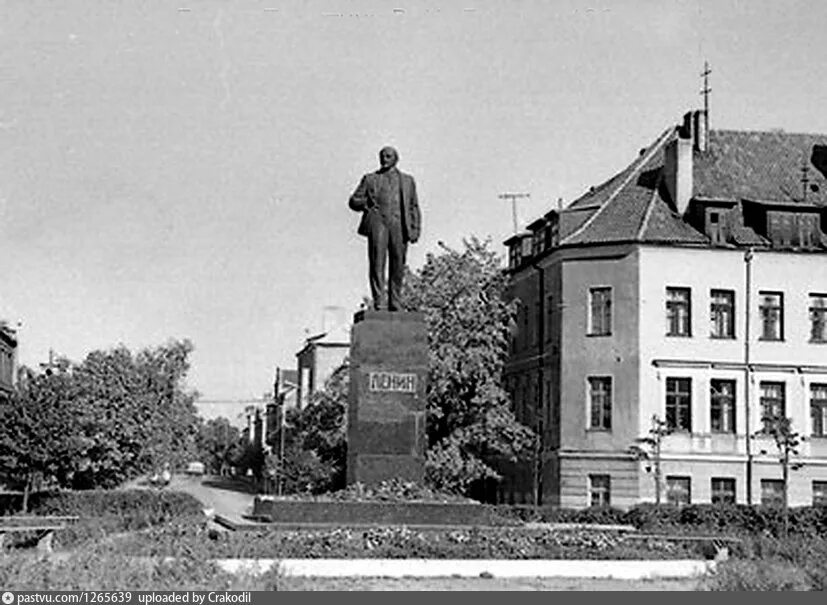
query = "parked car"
xmin=186 ymin=461 xmax=205 ymax=476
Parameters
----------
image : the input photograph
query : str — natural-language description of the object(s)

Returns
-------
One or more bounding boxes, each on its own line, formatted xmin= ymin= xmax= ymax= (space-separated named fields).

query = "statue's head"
xmin=379 ymin=146 xmax=399 ymax=170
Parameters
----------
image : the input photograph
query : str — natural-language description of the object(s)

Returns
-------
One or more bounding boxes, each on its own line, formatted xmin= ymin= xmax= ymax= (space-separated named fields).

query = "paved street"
xmin=161 ymin=474 xmax=259 ymax=524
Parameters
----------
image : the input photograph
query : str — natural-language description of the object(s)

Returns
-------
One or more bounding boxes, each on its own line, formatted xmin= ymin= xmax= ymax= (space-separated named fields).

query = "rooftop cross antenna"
xmin=499 ymin=192 xmax=531 ymax=234
xmin=700 ymin=61 xmax=711 ymax=128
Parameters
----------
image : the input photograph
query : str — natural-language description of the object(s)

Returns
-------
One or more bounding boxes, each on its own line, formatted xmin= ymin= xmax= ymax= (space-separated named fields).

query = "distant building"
xmin=264 ymin=367 xmax=298 ymax=452
xmin=501 ymin=109 xmax=827 ymax=509
xmin=195 ymin=398 xmax=266 ymax=431
xmin=295 ymin=322 xmax=350 ymax=409
xmin=0 ymin=323 xmax=17 ymax=403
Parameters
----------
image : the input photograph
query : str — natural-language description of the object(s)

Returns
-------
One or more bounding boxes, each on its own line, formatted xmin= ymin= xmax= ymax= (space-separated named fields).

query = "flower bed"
xmin=111 ymin=523 xmax=702 ymax=561
xmin=272 ymin=480 xmax=474 ymax=504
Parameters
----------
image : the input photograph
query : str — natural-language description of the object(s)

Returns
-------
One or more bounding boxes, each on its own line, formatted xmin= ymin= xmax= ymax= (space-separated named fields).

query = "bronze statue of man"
xmin=349 ymin=146 xmax=421 ymax=311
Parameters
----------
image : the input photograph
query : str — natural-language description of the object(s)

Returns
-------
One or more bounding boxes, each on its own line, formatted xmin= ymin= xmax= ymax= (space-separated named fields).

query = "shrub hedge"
xmin=494 ymin=503 xmax=827 ymax=537
xmin=28 ymin=489 xmax=204 ymax=524
xmin=1 ymin=489 xmax=205 ymax=550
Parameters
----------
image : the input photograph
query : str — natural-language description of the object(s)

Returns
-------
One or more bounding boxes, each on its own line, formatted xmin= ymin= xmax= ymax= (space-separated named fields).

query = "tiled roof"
xmin=535 ymin=120 xmax=827 ymax=250
xmin=561 ymin=127 xmax=686 ymax=246
xmin=724 ymin=204 xmax=767 ymax=246
xmin=695 ymin=130 xmax=827 ymax=204
xmin=639 ymin=194 xmax=709 ymax=244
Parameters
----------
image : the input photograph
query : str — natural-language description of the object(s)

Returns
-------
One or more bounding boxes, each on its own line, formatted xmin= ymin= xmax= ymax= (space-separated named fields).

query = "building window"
xmin=521 ymin=236 xmax=533 ymax=261
xmin=666 ymin=287 xmax=691 ymax=336
xmin=761 ymin=479 xmax=785 ymax=507
xmin=760 ymin=382 xmax=786 ymax=430
xmin=588 ymin=287 xmax=612 ymax=336
xmin=532 ymin=229 xmax=545 ymax=257
xmin=711 ymin=478 xmax=736 ymax=505
xmin=814 ymin=481 xmax=827 ymax=507
xmin=666 ymin=476 xmax=691 ymax=506
xmin=707 ymin=210 xmax=726 ymax=244
xmin=710 ymin=379 xmax=736 ymax=433
xmin=589 ymin=474 xmax=611 ymax=507
xmin=545 ymin=295 xmax=554 ymax=342
xmin=550 ymin=221 xmax=559 ymax=247
xmin=710 ymin=289 xmax=735 ymax=339
xmin=811 ymin=384 xmax=827 ymax=437
xmin=810 ymin=294 xmax=827 ymax=343
xmin=588 ymin=377 xmax=612 ymax=430
xmin=759 ymin=291 xmax=784 ymax=340
xmin=509 ymin=243 xmax=521 ymax=270
xmin=666 ymin=377 xmax=692 ymax=432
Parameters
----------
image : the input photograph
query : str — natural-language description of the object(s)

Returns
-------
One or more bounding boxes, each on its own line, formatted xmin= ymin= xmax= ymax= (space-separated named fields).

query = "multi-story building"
xmin=0 ymin=322 xmax=17 ymax=403
xmin=264 ymin=367 xmax=298 ymax=453
xmin=503 ymin=109 xmax=827 ymax=509
xmin=295 ymin=322 xmax=349 ymax=410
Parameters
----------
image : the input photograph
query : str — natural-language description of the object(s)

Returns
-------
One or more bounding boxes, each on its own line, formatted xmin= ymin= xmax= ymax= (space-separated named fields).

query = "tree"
xmin=195 ymin=417 xmax=241 ymax=475
xmin=67 ymin=339 xmax=201 ymax=488
xmin=757 ymin=415 xmax=805 ymax=537
xmin=0 ymin=340 xmax=202 ymax=494
xmin=402 ymin=237 xmax=536 ymax=494
xmin=270 ymin=364 xmax=348 ymax=494
xmin=628 ymin=415 xmax=671 ymax=505
xmin=0 ymin=365 xmax=89 ymax=510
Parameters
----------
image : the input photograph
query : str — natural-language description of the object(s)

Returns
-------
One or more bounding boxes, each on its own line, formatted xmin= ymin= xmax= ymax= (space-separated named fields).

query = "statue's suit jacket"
xmin=348 ymin=169 xmax=421 ymax=243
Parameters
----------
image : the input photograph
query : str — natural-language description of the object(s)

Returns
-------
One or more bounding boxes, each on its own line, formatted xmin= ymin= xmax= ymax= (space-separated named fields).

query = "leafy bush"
xmin=0 ymin=542 xmax=281 ymax=591
xmin=702 ymin=559 xmax=813 ymax=591
xmin=293 ymin=479 xmax=475 ymax=504
xmin=2 ymin=489 xmax=205 ymax=549
xmin=495 ymin=505 xmax=628 ymax=526
xmin=493 ymin=503 xmax=827 ymax=537
xmin=30 ymin=489 xmax=203 ymax=523
xmin=701 ymin=534 xmax=827 ymax=590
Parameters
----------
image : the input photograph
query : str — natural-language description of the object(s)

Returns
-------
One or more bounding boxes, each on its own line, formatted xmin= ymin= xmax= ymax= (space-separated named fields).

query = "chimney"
xmin=681 ymin=111 xmax=695 ymax=140
xmin=693 ymin=110 xmax=709 ymax=152
xmin=664 ymin=126 xmax=694 ymax=215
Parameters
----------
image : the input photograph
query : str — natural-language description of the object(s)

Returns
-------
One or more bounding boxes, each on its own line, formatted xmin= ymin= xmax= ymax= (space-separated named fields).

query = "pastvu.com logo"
xmin=2 ymin=591 xmax=14 ymax=604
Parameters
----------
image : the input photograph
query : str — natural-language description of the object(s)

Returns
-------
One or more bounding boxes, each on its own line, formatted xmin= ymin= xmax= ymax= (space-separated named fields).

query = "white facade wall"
xmin=636 ymin=246 xmax=827 ymax=505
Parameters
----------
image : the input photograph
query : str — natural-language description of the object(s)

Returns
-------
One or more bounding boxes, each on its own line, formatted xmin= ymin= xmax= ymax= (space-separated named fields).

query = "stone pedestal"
xmin=347 ymin=310 xmax=428 ymax=485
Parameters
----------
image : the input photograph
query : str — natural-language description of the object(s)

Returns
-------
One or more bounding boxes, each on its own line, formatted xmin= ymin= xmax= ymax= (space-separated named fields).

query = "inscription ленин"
xmin=368 ymin=371 xmax=417 ymax=393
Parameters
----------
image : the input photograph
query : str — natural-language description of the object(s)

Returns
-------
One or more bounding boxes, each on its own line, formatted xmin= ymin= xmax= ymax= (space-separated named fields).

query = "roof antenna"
xmin=700 ymin=61 xmax=711 ymax=128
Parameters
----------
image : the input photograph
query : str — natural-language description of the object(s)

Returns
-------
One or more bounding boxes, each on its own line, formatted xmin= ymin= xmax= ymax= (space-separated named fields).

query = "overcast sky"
xmin=2 ymin=1 xmax=827 ymax=402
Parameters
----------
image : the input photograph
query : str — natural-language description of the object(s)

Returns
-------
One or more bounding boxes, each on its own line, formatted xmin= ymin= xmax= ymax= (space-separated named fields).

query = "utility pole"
xmin=274 ymin=366 xmax=286 ymax=496
xmin=499 ymin=192 xmax=530 ymax=234
xmin=744 ymin=248 xmax=754 ymax=505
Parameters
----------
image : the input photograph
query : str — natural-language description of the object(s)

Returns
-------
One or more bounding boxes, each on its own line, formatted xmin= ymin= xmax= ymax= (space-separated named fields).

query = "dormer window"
xmin=532 ymin=229 xmax=545 ymax=256
xmin=509 ymin=243 xmax=521 ymax=270
xmin=521 ymin=235 xmax=533 ymax=260
xmin=706 ymin=209 xmax=726 ymax=244
xmin=743 ymin=199 xmax=825 ymax=249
